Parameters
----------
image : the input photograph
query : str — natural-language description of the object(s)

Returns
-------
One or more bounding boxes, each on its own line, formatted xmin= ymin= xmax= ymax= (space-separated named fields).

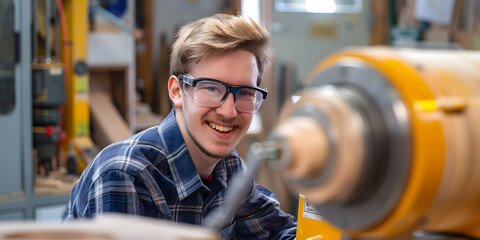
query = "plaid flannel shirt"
xmin=64 ymin=109 xmax=296 ymax=239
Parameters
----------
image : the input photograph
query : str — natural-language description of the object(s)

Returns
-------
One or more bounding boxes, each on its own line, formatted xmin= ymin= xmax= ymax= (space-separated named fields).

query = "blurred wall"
xmin=152 ymin=0 xmax=225 ymax=74
xmin=271 ymin=0 xmax=371 ymax=94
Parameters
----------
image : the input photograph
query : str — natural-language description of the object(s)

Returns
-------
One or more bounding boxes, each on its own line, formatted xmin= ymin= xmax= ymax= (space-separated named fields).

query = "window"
xmin=275 ymin=0 xmax=363 ymax=14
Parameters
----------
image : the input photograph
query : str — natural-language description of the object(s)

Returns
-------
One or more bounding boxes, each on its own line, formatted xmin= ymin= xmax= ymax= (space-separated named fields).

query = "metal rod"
xmin=45 ymin=0 xmax=51 ymax=60
xmin=32 ymin=0 xmax=38 ymax=61
xmin=203 ymin=141 xmax=282 ymax=230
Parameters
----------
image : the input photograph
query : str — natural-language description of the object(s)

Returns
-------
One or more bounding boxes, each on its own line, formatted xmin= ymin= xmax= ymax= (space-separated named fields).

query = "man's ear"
xmin=168 ymin=75 xmax=183 ymax=108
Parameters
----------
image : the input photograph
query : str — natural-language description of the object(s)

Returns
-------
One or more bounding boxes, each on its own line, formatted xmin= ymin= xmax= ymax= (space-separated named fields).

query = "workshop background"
xmin=0 ymin=0 xmax=478 ymax=229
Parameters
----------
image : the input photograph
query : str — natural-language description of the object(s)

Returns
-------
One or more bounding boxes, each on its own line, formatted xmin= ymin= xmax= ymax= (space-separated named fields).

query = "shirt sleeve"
xmin=233 ymin=183 xmax=297 ymax=240
xmin=84 ymin=170 xmax=164 ymax=219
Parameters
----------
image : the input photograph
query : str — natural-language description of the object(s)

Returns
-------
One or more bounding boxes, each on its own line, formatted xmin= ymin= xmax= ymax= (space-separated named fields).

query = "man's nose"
xmin=216 ymin=93 xmax=238 ymax=118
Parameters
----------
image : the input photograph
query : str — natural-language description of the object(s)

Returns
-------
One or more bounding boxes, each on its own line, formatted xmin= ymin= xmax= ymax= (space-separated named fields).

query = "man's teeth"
xmin=209 ymin=123 xmax=233 ymax=132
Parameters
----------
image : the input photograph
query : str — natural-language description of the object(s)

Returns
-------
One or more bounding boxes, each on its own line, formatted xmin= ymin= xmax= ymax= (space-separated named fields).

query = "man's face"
xmin=177 ymin=50 xmax=259 ymax=160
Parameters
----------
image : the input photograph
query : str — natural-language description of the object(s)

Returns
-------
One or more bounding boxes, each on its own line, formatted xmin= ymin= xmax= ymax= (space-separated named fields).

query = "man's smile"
xmin=208 ymin=122 xmax=235 ymax=133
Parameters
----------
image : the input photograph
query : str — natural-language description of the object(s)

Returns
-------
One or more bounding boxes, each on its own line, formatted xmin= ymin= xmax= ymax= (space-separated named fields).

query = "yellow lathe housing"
xmin=296 ymin=194 xmax=341 ymax=240
xmin=62 ymin=0 xmax=95 ymax=170
xmin=270 ymin=47 xmax=480 ymax=239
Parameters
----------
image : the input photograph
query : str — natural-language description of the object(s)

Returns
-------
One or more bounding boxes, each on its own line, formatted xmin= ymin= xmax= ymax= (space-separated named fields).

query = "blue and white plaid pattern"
xmin=64 ymin=109 xmax=296 ymax=239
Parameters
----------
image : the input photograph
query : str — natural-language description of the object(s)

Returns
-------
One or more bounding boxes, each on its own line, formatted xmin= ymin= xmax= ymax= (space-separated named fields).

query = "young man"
xmin=64 ymin=14 xmax=297 ymax=239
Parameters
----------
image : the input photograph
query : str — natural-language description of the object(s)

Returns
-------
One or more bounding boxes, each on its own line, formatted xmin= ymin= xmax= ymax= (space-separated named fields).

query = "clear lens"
xmin=194 ymin=81 xmax=226 ymax=107
xmin=196 ymin=81 xmax=226 ymax=98
xmin=235 ymin=88 xmax=261 ymax=112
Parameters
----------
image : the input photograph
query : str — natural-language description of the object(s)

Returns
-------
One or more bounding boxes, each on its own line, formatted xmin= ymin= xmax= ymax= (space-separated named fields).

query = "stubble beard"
xmin=187 ymin=126 xmax=228 ymax=159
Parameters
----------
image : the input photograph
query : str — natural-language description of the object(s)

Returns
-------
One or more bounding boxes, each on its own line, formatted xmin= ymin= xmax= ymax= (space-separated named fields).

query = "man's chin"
xmin=203 ymin=147 xmax=233 ymax=159
xmin=195 ymin=139 xmax=233 ymax=159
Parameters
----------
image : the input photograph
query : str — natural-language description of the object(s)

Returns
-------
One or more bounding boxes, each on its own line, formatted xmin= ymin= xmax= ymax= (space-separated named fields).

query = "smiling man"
xmin=64 ymin=14 xmax=296 ymax=239
xmin=171 ymin=50 xmax=264 ymax=176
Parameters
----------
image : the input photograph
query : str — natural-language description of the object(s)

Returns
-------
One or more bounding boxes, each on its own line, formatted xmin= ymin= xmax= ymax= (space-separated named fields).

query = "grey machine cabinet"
xmin=0 ymin=0 xmax=69 ymax=221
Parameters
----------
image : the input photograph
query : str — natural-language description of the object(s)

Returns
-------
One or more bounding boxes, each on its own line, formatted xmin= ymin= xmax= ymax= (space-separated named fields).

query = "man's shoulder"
xmin=90 ymin=126 xmax=169 ymax=177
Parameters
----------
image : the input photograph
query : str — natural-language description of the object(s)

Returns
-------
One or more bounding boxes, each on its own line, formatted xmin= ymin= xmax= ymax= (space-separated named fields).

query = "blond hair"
xmin=170 ymin=14 xmax=271 ymax=85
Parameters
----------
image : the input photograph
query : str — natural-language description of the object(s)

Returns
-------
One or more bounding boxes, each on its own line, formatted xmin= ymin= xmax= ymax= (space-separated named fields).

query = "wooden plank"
xmin=135 ymin=102 xmax=163 ymax=132
xmin=156 ymin=33 xmax=172 ymax=116
xmin=90 ymin=66 xmax=131 ymax=124
xmin=450 ymin=0 xmax=463 ymax=33
xmin=135 ymin=0 xmax=154 ymax=105
xmin=476 ymin=0 xmax=480 ymax=31
xmin=370 ymin=0 xmax=390 ymax=45
xmin=0 ymin=214 xmax=219 ymax=240
xmin=90 ymin=93 xmax=131 ymax=149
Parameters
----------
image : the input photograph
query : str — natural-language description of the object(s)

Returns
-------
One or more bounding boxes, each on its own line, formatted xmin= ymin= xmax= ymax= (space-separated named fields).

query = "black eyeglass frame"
xmin=177 ymin=74 xmax=268 ymax=112
xmin=178 ymin=74 xmax=268 ymax=100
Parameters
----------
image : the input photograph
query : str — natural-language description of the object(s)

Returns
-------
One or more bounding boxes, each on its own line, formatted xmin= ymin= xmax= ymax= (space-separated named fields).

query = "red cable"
xmin=55 ymin=0 xmax=70 ymax=165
